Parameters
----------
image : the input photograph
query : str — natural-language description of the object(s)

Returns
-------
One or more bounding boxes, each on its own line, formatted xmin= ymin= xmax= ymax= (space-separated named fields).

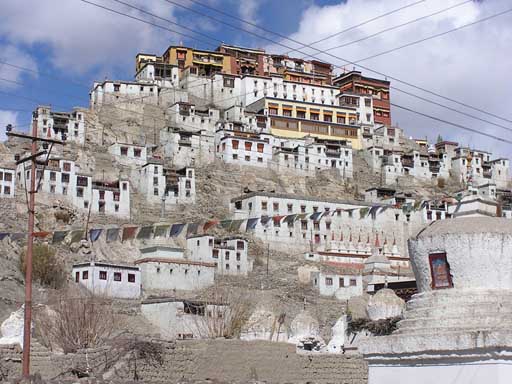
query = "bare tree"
xmin=34 ymin=286 xmax=119 ymax=353
xmin=193 ymin=286 xmax=253 ymax=339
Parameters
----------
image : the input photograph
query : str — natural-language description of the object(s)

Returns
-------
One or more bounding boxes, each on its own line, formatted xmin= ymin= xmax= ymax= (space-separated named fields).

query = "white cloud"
xmin=238 ymin=0 xmax=262 ymax=27
xmin=0 ymin=0 xmax=179 ymax=75
xmin=0 ymin=110 xmax=18 ymax=141
xmin=0 ymin=44 xmax=38 ymax=89
xmin=266 ymin=0 xmax=512 ymax=157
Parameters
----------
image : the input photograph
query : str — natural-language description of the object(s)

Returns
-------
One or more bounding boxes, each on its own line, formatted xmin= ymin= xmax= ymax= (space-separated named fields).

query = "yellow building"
xmin=248 ymin=97 xmax=362 ymax=149
xmin=161 ymin=46 xmax=231 ymax=76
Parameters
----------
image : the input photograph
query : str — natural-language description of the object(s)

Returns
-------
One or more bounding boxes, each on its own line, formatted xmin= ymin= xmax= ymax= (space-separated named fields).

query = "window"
xmin=257 ymin=143 xmax=264 ymax=153
xmin=323 ymin=114 xmax=332 ymax=123
xmin=50 ymin=185 xmax=55 ymax=194
xmin=153 ymin=177 xmax=159 ymax=186
xmin=99 ymin=271 xmax=107 ymax=280
xmin=61 ymin=173 xmax=70 ymax=183
xmin=326 ymin=222 xmax=331 ymax=230
xmin=122 ymin=183 xmax=128 ymax=191
xmin=76 ymin=187 xmax=84 ymax=198
xmin=245 ymin=155 xmax=250 ymax=162
xmin=350 ymin=279 xmax=357 ymax=286
xmin=269 ymin=107 xmax=278 ymax=115
xmin=236 ymin=252 xmax=241 ymax=261
xmin=82 ymin=271 xmax=89 ymax=280
xmin=114 ymin=272 xmax=122 ymax=282
xmin=154 ymin=188 xmax=159 ymax=196
xmin=84 ymin=201 xmax=89 ymax=209
xmin=261 ymin=201 xmax=268 ymax=210
xmin=62 ymin=187 xmax=67 ymax=195
xmin=314 ymin=221 xmax=320 ymax=230
xmin=429 ymin=252 xmax=453 ymax=289
xmin=99 ymin=190 xmax=105 ymax=200
xmin=325 ymin=277 xmax=333 ymax=286
xmin=339 ymin=278 xmax=345 ymax=287
xmin=225 ymin=264 xmax=230 ymax=270
xmin=365 ymin=98 xmax=371 ymax=107
xmin=310 ymin=112 xmax=319 ymax=120
xmin=232 ymin=140 xmax=239 ymax=149
xmin=113 ymin=192 xmax=120 ymax=201
xmin=225 ymin=252 xmax=230 ymax=260
xmin=237 ymin=241 xmax=245 ymax=250
xmin=273 ymin=202 xmax=279 ymax=211
xmin=223 ymin=77 xmax=235 ymax=88
xmin=75 ymin=271 xmax=80 ymax=283
xmin=134 ymin=149 xmax=141 ymax=157
xmin=245 ymin=142 xmax=252 ymax=151
xmin=257 ymin=157 xmax=263 ymax=163
xmin=213 ymin=249 xmax=219 ymax=259
xmin=77 ymin=176 xmax=88 ymax=187
xmin=120 ymin=147 xmax=128 ymax=156
xmin=301 ymin=220 xmax=308 ymax=230
xmin=154 ymin=166 xmax=158 ymax=174
xmin=233 ymin=154 xmax=238 ymax=160
xmin=297 ymin=110 xmax=306 ymax=119
xmin=301 ymin=205 xmax=306 ymax=213
xmin=287 ymin=203 xmax=293 ymax=213
xmin=114 ymin=204 xmax=119 ymax=212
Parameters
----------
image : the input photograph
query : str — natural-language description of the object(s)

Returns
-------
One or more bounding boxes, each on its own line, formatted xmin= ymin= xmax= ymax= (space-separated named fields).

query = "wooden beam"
xmin=16 ymin=151 xmax=47 ymax=165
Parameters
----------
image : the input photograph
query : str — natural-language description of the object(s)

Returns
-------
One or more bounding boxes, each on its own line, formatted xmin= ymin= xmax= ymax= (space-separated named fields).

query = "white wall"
xmin=72 ymin=262 xmax=141 ymax=299
xmin=0 ymin=168 xmax=15 ymax=198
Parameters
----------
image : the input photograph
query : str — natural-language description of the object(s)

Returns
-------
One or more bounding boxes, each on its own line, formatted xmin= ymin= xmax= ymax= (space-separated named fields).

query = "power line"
xmin=186 ymin=0 xmax=426 ymax=56
xmin=299 ymin=0 xmax=472 ymax=59
xmin=355 ymin=7 xmax=512 ymax=63
xmin=391 ymin=102 xmax=512 ymax=144
xmin=6 ymin=0 xmax=511 ymax=147
xmin=70 ymin=0 xmax=512 ymax=143
xmin=78 ymin=0 xmax=217 ymax=48
xmin=163 ymin=0 xmax=512 ymax=125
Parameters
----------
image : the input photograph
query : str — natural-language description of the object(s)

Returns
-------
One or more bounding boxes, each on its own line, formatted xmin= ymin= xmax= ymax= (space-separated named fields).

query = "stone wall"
xmin=1 ymin=339 xmax=368 ymax=383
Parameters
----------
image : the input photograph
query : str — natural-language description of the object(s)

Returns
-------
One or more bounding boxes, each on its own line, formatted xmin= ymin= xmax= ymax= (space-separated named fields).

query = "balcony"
xmin=178 ymin=138 xmax=192 ymax=146
xmin=325 ymin=149 xmax=341 ymax=157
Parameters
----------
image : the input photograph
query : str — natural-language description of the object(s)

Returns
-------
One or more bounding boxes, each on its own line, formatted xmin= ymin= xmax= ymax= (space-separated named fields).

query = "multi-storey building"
xmin=167 ymin=102 xmax=220 ymax=132
xmin=90 ymin=80 xmax=159 ymax=108
xmin=264 ymin=55 xmax=333 ymax=85
xmin=109 ymin=142 xmax=148 ymax=166
xmin=135 ymin=61 xmax=179 ymax=88
xmin=160 ymin=128 xmax=215 ymax=168
xmin=186 ymin=235 xmax=252 ymax=276
xmin=246 ymin=97 xmax=361 ymax=149
xmin=216 ymin=44 xmax=266 ymax=76
xmin=215 ymin=129 xmax=273 ymax=168
xmin=15 ymin=155 xmax=130 ymax=218
xmin=162 ymin=46 xmax=231 ymax=76
xmin=136 ymin=159 xmax=195 ymax=208
xmin=35 ymin=105 xmax=86 ymax=145
xmin=333 ymin=71 xmax=391 ymax=126
xmin=0 ymin=166 xmax=15 ymax=198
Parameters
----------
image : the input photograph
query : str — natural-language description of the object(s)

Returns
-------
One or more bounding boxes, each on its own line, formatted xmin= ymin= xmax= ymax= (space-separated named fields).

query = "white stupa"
xmin=0 ymin=307 xmax=25 ymax=348
xmin=288 ymin=310 xmax=325 ymax=351
xmin=361 ymin=217 xmax=512 ymax=384
xmin=366 ymin=288 xmax=405 ymax=321
xmin=240 ymin=308 xmax=287 ymax=342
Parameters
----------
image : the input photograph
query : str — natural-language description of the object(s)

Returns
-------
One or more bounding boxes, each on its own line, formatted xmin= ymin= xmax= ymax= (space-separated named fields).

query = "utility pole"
xmin=7 ymin=116 xmax=65 ymax=378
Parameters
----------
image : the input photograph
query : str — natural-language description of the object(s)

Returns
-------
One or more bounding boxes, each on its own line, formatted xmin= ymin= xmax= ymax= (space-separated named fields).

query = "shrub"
xmin=19 ymin=244 xmax=66 ymax=289
xmin=437 ymin=177 xmax=446 ymax=189
xmin=35 ymin=287 xmax=118 ymax=353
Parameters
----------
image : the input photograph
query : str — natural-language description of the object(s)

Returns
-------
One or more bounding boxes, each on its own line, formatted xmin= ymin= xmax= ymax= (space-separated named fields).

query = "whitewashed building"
xmin=35 ymin=105 xmax=86 ymax=145
xmin=215 ymin=129 xmax=273 ymax=168
xmin=16 ymin=155 xmax=130 ymax=218
xmin=160 ymin=128 xmax=214 ymax=168
xmin=310 ymin=266 xmax=363 ymax=301
xmin=136 ymin=160 xmax=195 ymax=208
xmin=186 ymin=235 xmax=252 ymax=276
xmin=109 ymin=143 xmax=148 ymax=166
xmin=167 ymin=102 xmax=220 ymax=133
xmin=0 ymin=166 xmax=15 ymax=198
xmin=91 ymin=179 xmax=131 ymax=218
xmin=141 ymin=297 xmax=229 ymax=340
xmin=135 ymin=61 xmax=179 ymax=88
xmin=135 ymin=246 xmax=215 ymax=291
xmin=90 ymin=80 xmax=159 ymax=108
xmin=72 ymin=261 xmax=141 ymax=299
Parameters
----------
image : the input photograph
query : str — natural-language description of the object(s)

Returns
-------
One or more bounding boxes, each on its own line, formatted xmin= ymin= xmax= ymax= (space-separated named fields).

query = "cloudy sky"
xmin=0 ymin=0 xmax=511 ymax=157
